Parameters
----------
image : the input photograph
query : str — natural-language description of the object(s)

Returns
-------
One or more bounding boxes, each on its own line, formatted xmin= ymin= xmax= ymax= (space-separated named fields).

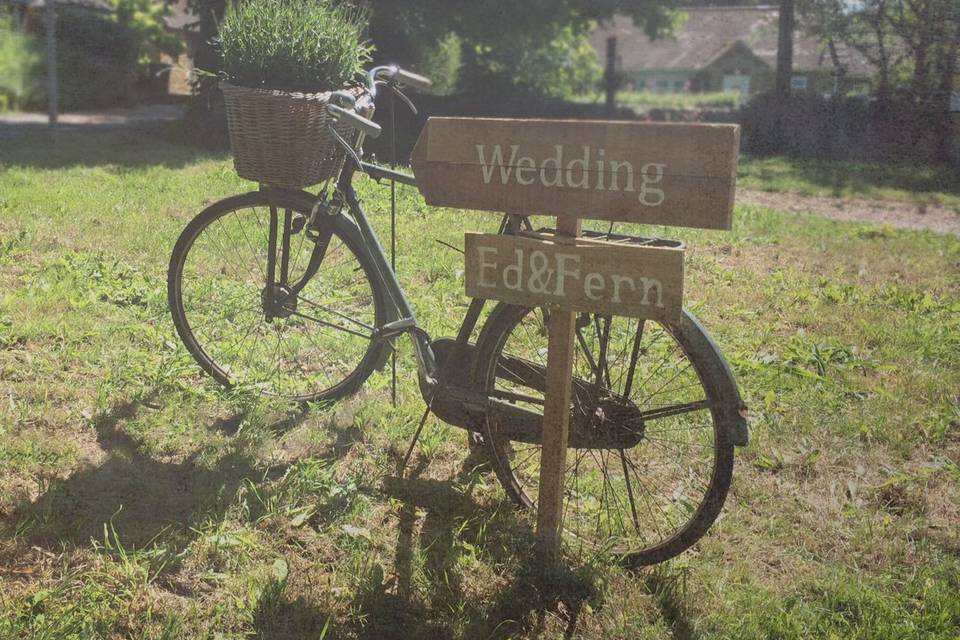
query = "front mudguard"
xmin=682 ymin=311 xmax=749 ymax=447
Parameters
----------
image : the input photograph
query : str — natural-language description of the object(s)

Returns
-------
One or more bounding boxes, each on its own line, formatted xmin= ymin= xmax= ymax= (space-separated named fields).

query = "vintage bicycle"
xmin=167 ymin=65 xmax=748 ymax=566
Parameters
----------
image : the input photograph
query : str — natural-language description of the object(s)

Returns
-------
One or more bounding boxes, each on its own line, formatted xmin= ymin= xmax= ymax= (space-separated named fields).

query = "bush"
xmin=738 ymin=92 xmax=947 ymax=162
xmin=217 ymin=0 xmax=372 ymax=93
xmin=0 ymin=18 xmax=43 ymax=111
xmin=53 ymin=7 xmax=140 ymax=110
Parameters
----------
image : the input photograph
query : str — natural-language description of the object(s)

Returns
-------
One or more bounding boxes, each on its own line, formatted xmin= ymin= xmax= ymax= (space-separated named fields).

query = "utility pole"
xmin=604 ymin=36 xmax=617 ymax=118
xmin=45 ymin=0 xmax=59 ymax=136
xmin=775 ymin=0 xmax=794 ymax=99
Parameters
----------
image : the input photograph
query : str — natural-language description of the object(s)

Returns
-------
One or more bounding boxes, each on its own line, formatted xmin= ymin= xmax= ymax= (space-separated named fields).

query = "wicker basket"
xmin=221 ymin=83 xmax=362 ymax=189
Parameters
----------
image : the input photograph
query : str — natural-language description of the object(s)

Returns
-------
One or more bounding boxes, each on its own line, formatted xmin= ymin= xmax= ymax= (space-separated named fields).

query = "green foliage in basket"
xmin=218 ymin=0 xmax=372 ymax=93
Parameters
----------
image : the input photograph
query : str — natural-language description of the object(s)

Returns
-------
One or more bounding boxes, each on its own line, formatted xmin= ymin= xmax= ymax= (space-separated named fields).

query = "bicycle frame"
xmin=331 ymin=160 xmax=462 ymax=391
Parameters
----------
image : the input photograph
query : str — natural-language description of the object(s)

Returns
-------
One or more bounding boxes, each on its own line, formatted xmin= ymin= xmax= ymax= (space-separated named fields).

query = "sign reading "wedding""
xmin=464 ymin=233 xmax=683 ymax=322
xmin=411 ymin=117 xmax=740 ymax=229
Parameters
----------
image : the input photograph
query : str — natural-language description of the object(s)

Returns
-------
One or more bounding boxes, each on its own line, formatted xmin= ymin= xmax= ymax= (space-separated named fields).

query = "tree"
xmin=364 ymin=0 xmax=683 ymax=97
xmin=800 ymin=0 xmax=958 ymax=105
xmin=109 ymin=0 xmax=181 ymax=81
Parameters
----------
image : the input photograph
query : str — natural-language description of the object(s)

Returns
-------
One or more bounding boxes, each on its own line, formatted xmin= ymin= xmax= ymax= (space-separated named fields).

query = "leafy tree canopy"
xmin=189 ymin=0 xmax=683 ymax=97
xmin=366 ymin=0 xmax=683 ymax=96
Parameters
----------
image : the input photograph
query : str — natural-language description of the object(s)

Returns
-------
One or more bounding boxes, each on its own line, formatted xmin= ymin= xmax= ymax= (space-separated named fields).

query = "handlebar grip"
xmin=327 ymin=103 xmax=381 ymax=139
xmin=395 ymin=68 xmax=432 ymax=92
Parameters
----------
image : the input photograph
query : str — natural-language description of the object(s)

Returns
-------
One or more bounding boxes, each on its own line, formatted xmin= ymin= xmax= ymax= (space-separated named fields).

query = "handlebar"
xmin=393 ymin=68 xmax=432 ymax=92
xmin=326 ymin=65 xmax=431 ymax=138
xmin=365 ymin=65 xmax=433 ymax=97
xmin=327 ymin=98 xmax=381 ymax=138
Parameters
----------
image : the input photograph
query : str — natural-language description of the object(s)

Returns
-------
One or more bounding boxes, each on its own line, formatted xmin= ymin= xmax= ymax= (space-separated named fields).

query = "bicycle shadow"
xmin=3 ymin=389 xmax=317 ymax=555
xmin=347 ymin=458 xmax=597 ymax=639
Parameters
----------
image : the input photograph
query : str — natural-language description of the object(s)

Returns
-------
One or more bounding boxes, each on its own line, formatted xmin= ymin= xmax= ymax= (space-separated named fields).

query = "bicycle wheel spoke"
xmin=284 ymin=309 xmax=373 ymax=340
xmin=621 ymin=318 xmax=645 ymax=397
xmin=172 ymin=197 xmax=382 ymax=400
xmin=480 ymin=305 xmax=732 ymax=565
xmin=297 ymin=296 xmax=376 ymax=331
xmin=637 ymin=399 xmax=710 ymax=421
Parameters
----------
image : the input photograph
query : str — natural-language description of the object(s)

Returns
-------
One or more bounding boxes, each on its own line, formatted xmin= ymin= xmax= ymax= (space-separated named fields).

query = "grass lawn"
xmin=573 ymin=91 xmax=743 ymax=111
xmin=1 ymin=129 xmax=958 ymax=639
xmin=738 ymin=156 xmax=960 ymax=210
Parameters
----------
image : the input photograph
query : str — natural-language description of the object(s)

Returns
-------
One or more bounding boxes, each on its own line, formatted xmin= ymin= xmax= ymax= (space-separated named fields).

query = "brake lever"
xmin=389 ymin=85 xmax=418 ymax=115
xmin=327 ymin=125 xmax=363 ymax=168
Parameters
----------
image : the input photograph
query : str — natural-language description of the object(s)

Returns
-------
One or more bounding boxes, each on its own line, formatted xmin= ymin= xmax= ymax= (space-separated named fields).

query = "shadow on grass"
xmin=642 ymin=565 xmax=699 ymax=640
xmin=339 ymin=458 xmax=598 ymax=640
xmin=3 ymin=389 xmax=300 ymax=553
xmin=252 ymin=593 xmax=334 ymax=640
xmin=742 ymin=155 xmax=960 ymax=204
xmin=0 ymin=126 xmax=224 ymax=171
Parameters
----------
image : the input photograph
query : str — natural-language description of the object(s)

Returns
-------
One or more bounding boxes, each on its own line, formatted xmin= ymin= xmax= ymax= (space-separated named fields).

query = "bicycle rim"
xmin=476 ymin=304 xmax=733 ymax=566
xmin=168 ymin=192 xmax=386 ymax=402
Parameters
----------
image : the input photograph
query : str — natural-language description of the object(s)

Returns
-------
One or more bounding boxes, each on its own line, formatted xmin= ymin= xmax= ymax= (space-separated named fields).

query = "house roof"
xmin=589 ymin=6 xmax=873 ymax=76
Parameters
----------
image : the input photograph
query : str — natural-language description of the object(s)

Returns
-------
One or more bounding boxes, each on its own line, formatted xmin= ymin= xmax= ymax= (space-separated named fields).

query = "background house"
xmin=589 ymin=6 xmax=873 ymax=95
xmin=161 ymin=0 xmax=200 ymax=95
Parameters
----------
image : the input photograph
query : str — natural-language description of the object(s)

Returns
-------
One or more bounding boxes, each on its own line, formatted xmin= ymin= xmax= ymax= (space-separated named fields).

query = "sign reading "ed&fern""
xmin=464 ymin=233 xmax=683 ymax=323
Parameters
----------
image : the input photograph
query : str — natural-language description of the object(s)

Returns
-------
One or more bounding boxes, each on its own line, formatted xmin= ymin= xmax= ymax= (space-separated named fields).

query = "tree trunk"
xmin=775 ymin=0 xmax=794 ymax=99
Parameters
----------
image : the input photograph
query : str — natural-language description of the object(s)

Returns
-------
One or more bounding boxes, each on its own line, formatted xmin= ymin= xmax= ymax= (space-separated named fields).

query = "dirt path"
xmin=0 ymin=104 xmax=184 ymax=141
xmin=739 ymin=188 xmax=960 ymax=235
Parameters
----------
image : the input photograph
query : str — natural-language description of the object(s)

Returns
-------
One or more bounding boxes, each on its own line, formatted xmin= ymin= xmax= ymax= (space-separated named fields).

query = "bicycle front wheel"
xmin=168 ymin=191 xmax=387 ymax=402
xmin=474 ymin=304 xmax=734 ymax=566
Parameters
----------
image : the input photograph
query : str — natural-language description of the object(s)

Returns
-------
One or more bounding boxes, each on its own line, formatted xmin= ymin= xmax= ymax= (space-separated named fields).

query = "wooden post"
xmin=44 ymin=0 xmax=58 ymax=135
xmin=535 ymin=215 xmax=581 ymax=564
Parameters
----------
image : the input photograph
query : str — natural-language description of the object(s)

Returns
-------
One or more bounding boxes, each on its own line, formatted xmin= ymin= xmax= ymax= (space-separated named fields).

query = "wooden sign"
xmin=411 ymin=117 xmax=740 ymax=230
xmin=464 ymin=233 xmax=684 ymax=323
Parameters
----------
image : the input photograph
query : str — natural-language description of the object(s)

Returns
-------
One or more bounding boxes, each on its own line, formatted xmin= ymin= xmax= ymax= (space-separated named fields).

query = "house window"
xmin=656 ymin=79 xmax=669 ymax=92
xmin=791 ymin=76 xmax=808 ymax=91
xmin=674 ymin=80 xmax=685 ymax=92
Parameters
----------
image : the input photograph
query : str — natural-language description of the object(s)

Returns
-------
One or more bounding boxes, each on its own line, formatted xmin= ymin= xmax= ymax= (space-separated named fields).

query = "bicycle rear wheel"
xmin=168 ymin=190 xmax=387 ymax=402
xmin=474 ymin=304 xmax=734 ymax=566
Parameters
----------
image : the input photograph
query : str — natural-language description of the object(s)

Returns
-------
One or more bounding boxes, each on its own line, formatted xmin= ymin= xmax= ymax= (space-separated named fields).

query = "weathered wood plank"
xmin=464 ymin=232 xmax=684 ymax=323
xmin=535 ymin=216 xmax=580 ymax=564
xmin=411 ymin=117 xmax=740 ymax=229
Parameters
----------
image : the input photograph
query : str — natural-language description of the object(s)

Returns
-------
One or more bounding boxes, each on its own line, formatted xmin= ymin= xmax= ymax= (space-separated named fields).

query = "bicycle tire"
xmin=168 ymin=190 xmax=388 ymax=402
xmin=474 ymin=303 xmax=735 ymax=566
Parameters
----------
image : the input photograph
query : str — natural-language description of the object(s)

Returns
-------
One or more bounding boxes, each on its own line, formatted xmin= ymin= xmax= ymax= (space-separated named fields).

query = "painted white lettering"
xmin=527 ymin=250 xmax=554 ymax=294
xmin=639 ymin=163 xmax=665 ymax=206
xmin=610 ymin=274 xmax=636 ymax=303
xmin=595 ymin=148 xmax=606 ymax=190
xmin=477 ymin=246 xmax=498 ymax=287
xmin=553 ymin=254 xmax=581 ymax=296
xmin=540 ymin=145 xmax=564 ymax=187
xmin=638 ymin=277 xmax=664 ymax=307
xmin=502 ymin=249 xmax=524 ymax=290
xmin=566 ymin=146 xmax=591 ymax=189
xmin=584 ymin=272 xmax=605 ymax=300
xmin=476 ymin=144 xmax=520 ymax=184
xmin=609 ymin=160 xmax=635 ymax=193
xmin=516 ymin=156 xmax=536 ymax=185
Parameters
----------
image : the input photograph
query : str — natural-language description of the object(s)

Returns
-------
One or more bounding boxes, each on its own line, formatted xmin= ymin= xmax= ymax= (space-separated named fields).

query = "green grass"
xmin=1 ymin=129 xmax=959 ymax=639
xmin=574 ymin=90 xmax=743 ymax=111
xmin=738 ymin=155 xmax=960 ymax=208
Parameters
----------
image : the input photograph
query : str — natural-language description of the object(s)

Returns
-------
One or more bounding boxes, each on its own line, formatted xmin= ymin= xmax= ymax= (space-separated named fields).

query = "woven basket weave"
xmin=221 ymin=83 xmax=362 ymax=189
